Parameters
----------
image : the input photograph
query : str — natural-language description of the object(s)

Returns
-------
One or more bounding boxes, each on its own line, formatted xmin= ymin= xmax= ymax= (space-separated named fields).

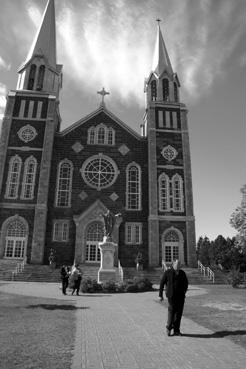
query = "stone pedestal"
xmin=98 ymin=237 xmax=117 ymax=283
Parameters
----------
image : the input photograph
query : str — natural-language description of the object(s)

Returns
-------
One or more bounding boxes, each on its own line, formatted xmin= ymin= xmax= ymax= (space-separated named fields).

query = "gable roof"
xmin=59 ymin=105 xmax=143 ymax=140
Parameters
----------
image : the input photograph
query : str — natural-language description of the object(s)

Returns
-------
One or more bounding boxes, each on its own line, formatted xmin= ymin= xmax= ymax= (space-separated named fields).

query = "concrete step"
xmin=0 ymin=259 xmax=20 ymax=280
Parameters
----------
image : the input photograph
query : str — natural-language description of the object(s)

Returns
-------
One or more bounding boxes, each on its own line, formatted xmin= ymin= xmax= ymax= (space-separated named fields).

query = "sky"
xmin=1 ymin=0 xmax=246 ymax=241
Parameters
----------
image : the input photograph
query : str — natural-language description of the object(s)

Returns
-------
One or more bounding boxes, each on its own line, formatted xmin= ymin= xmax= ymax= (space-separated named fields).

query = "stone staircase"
xmin=0 ymin=260 xmax=229 ymax=284
xmin=122 ymin=266 xmax=229 ymax=285
xmin=0 ymin=259 xmax=20 ymax=281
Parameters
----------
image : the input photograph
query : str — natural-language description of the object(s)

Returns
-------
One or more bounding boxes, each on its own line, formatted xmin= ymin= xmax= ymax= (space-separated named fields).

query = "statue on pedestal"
xmin=102 ymin=210 xmax=121 ymax=239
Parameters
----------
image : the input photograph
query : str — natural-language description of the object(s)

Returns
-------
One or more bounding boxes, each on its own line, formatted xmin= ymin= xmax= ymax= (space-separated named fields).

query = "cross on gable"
xmin=97 ymin=87 xmax=110 ymax=106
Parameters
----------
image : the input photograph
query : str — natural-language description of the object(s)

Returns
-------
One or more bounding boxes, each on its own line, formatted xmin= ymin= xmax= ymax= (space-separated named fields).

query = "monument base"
xmin=98 ymin=269 xmax=116 ymax=283
xmin=97 ymin=238 xmax=117 ymax=284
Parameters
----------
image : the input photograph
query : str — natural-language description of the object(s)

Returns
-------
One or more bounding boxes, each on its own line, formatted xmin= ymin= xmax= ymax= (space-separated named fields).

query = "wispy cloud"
xmin=0 ymin=83 xmax=7 ymax=125
xmin=0 ymin=56 xmax=11 ymax=71
xmin=23 ymin=0 xmax=246 ymax=106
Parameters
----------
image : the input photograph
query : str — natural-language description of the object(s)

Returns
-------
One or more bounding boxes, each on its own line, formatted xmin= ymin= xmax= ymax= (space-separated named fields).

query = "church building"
xmin=0 ymin=0 xmax=196 ymax=269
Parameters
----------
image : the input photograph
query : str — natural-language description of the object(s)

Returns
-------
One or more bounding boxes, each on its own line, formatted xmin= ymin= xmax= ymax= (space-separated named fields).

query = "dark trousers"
xmin=166 ymin=296 xmax=185 ymax=333
xmin=72 ymin=278 xmax=81 ymax=295
xmin=62 ymin=277 xmax=69 ymax=294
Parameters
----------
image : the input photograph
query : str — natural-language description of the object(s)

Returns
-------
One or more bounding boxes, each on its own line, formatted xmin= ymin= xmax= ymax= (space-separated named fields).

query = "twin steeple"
xmin=17 ymin=0 xmax=62 ymax=97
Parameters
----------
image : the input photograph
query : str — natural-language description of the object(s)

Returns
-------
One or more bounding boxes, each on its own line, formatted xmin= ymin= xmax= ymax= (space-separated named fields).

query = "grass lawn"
xmin=184 ymin=284 xmax=246 ymax=349
xmin=0 ymin=291 xmax=76 ymax=369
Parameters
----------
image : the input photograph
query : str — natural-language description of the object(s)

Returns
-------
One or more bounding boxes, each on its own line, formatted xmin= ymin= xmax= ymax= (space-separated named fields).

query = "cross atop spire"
xmin=97 ymin=87 xmax=110 ymax=106
xmin=24 ymin=0 xmax=57 ymax=69
xmin=152 ymin=21 xmax=173 ymax=78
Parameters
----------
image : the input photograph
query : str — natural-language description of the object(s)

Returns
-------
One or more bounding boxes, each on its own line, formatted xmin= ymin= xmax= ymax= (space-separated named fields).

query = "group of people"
xmin=60 ymin=264 xmax=82 ymax=296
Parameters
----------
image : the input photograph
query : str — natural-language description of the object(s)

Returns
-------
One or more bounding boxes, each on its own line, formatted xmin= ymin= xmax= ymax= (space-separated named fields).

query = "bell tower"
xmin=0 ymin=0 xmax=62 ymax=264
xmin=144 ymin=22 xmax=196 ymax=267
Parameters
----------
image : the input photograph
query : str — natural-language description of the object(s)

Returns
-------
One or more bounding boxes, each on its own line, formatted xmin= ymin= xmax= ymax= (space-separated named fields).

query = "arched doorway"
xmin=85 ymin=222 xmax=104 ymax=263
xmin=162 ymin=227 xmax=184 ymax=265
xmin=4 ymin=218 xmax=28 ymax=259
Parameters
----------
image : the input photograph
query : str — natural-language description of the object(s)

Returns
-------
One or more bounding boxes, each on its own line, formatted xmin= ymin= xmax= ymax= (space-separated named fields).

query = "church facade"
xmin=0 ymin=0 xmax=196 ymax=269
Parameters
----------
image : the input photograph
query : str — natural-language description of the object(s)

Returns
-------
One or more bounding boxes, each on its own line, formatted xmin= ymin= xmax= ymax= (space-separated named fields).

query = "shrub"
xmin=102 ymin=280 xmax=117 ymax=293
xmin=81 ymin=278 xmax=102 ymax=293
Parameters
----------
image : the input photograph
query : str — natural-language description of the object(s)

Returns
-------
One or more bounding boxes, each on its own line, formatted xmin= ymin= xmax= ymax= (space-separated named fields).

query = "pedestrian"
xmin=159 ymin=259 xmax=188 ymax=336
xmin=70 ymin=264 xmax=82 ymax=296
xmin=60 ymin=265 xmax=69 ymax=295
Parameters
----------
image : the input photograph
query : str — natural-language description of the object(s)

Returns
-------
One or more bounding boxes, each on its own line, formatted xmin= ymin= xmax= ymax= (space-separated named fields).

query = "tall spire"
xmin=24 ymin=0 xmax=56 ymax=69
xmin=152 ymin=21 xmax=173 ymax=78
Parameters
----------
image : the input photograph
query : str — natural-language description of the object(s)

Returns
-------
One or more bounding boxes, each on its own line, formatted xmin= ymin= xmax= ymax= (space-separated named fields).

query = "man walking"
xmin=159 ymin=259 xmax=188 ymax=336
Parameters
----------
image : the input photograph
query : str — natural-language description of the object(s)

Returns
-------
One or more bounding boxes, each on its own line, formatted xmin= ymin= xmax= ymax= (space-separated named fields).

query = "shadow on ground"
xmin=182 ymin=330 xmax=246 ymax=338
xmin=26 ymin=304 xmax=90 ymax=310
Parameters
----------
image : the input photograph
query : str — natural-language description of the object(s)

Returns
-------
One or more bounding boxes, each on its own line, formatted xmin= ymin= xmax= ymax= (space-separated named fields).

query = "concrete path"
xmin=0 ymin=282 xmax=245 ymax=369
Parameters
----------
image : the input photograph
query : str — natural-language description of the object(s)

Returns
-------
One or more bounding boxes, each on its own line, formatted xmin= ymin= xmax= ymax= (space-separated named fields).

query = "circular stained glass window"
xmin=81 ymin=154 xmax=118 ymax=190
xmin=161 ymin=145 xmax=178 ymax=162
xmin=18 ymin=125 xmax=37 ymax=143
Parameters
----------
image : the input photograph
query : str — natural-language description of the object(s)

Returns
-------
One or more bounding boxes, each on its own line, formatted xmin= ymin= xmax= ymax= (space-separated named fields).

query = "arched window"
xmin=37 ymin=65 xmax=45 ymax=90
xmin=5 ymin=156 xmax=22 ymax=199
xmin=97 ymin=126 xmax=105 ymax=144
xmin=28 ymin=64 xmax=36 ymax=90
xmin=21 ymin=156 xmax=37 ymax=200
xmin=172 ymin=174 xmax=184 ymax=212
xmin=162 ymin=78 xmax=169 ymax=101
xmin=4 ymin=219 xmax=27 ymax=258
xmin=163 ymin=229 xmax=179 ymax=262
xmin=159 ymin=173 xmax=169 ymax=211
xmin=174 ymin=82 xmax=178 ymax=102
xmin=88 ymin=127 xmax=95 ymax=144
xmin=56 ymin=160 xmax=73 ymax=207
xmin=151 ymin=80 xmax=157 ymax=101
xmin=126 ymin=163 xmax=141 ymax=210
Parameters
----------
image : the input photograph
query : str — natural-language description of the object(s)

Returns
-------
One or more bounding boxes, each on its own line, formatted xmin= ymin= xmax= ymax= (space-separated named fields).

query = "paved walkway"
xmin=0 ymin=282 xmax=245 ymax=369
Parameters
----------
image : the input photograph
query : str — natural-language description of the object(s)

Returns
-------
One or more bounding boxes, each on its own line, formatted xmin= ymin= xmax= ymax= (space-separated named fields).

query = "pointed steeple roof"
xmin=24 ymin=0 xmax=56 ymax=69
xmin=152 ymin=22 xmax=173 ymax=78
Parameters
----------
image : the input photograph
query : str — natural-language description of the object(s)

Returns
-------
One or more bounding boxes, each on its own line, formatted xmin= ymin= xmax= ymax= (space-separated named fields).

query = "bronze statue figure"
xmin=102 ymin=210 xmax=121 ymax=238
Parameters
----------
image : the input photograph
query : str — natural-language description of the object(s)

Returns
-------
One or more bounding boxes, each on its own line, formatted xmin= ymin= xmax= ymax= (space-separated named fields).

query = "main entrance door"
xmin=85 ymin=222 xmax=104 ymax=263
xmin=162 ymin=229 xmax=180 ymax=264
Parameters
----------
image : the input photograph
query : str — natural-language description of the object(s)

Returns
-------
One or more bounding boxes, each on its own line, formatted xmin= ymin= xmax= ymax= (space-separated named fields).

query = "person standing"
xmin=70 ymin=264 xmax=82 ymax=296
xmin=159 ymin=259 xmax=188 ymax=336
xmin=60 ymin=265 xmax=69 ymax=295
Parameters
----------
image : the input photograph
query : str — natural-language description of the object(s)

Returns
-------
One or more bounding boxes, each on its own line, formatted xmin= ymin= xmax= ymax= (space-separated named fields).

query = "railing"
xmin=12 ymin=257 xmax=26 ymax=281
xmin=198 ymin=260 xmax=215 ymax=283
xmin=118 ymin=260 xmax=124 ymax=282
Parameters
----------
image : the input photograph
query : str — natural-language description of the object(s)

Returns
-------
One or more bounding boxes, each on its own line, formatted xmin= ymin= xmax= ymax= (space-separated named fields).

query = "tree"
xmin=196 ymin=236 xmax=211 ymax=266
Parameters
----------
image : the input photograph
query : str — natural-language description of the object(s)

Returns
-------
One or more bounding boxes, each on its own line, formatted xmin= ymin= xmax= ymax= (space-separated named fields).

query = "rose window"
xmin=161 ymin=145 xmax=178 ymax=161
xmin=18 ymin=125 xmax=37 ymax=143
xmin=81 ymin=154 xmax=118 ymax=190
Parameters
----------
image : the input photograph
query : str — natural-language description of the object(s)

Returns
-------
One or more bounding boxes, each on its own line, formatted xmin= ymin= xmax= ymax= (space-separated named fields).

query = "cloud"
xmin=24 ymin=0 xmax=246 ymax=106
xmin=0 ymin=56 xmax=11 ymax=71
xmin=0 ymin=83 xmax=7 ymax=127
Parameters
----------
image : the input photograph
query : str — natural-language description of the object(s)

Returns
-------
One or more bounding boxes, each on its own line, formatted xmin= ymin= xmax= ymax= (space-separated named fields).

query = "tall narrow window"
xmin=97 ymin=127 xmax=105 ymax=144
xmin=5 ymin=156 xmax=22 ymax=199
xmin=172 ymin=174 xmax=184 ymax=211
xmin=162 ymin=78 xmax=169 ymax=101
xmin=21 ymin=156 xmax=37 ymax=200
xmin=159 ymin=173 xmax=169 ymax=211
xmin=107 ymin=128 xmax=114 ymax=145
xmin=28 ymin=64 xmax=36 ymax=90
xmin=151 ymin=80 xmax=157 ymax=101
xmin=37 ymin=65 xmax=45 ymax=90
xmin=174 ymin=82 xmax=178 ymax=102
xmin=126 ymin=163 xmax=141 ymax=210
xmin=56 ymin=160 xmax=73 ymax=207
xmin=88 ymin=127 xmax=95 ymax=144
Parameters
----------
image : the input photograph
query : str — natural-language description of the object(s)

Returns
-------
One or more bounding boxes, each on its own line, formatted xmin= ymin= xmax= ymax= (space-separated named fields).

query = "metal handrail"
xmin=198 ymin=260 xmax=215 ymax=283
xmin=12 ymin=257 xmax=26 ymax=281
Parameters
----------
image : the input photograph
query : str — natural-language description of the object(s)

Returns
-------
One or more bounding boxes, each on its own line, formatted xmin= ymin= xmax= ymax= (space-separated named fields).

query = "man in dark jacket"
xmin=159 ymin=259 xmax=188 ymax=336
